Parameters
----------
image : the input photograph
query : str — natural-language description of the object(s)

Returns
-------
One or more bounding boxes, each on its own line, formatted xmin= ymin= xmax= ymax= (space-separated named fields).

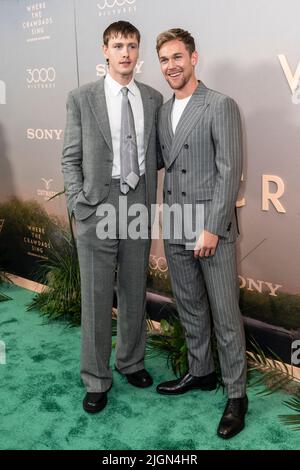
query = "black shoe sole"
xmin=156 ymin=383 xmax=217 ymax=395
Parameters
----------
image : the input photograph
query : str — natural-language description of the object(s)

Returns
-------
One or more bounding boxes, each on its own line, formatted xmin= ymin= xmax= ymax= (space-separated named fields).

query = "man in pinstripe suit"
xmin=155 ymin=29 xmax=248 ymax=439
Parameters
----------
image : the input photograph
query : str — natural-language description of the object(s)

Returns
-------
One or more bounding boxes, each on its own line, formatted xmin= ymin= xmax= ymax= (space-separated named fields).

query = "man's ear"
xmin=102 ymin=44 xmax=108 ymax=60
xmin=191 ymin=51 xmax=198 ymax=67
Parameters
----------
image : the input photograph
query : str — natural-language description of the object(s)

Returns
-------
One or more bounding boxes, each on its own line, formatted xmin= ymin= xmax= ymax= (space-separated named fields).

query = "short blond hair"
xmin=156 ymin=28 xmax=195 ymax=55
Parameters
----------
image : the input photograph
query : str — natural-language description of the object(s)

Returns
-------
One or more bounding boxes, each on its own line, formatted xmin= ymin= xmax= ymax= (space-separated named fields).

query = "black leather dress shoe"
xmin=116 ymin=367 xmax=153 ymax=388
xmin=83 ymin=392 xmax=107 ymax=413
xmin=156 ymin=372 xmax=217 ymax=395
xmin=217 ymin=395 xmax=248 ymax=439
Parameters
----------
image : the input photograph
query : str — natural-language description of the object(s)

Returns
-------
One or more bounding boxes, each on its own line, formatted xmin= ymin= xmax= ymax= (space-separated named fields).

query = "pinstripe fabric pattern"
xmin=158 ymin=81 xmax=243 ymax=244
xmin=159 ymin=82 xmax=247 ymax=398
xmin=164 ymin=241 xmax=247 ymax=398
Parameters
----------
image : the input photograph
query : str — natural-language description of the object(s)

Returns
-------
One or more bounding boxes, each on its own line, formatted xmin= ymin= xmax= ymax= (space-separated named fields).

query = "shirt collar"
xmin=105 ymin=72 xmax=137 ymax=97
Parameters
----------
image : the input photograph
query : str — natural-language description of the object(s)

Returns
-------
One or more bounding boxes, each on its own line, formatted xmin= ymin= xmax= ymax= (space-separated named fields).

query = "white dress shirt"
xmin=104 ymin=73 xmax=145 ymax=178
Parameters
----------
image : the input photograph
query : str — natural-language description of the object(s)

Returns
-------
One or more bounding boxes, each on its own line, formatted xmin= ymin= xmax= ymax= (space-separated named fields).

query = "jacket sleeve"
xmin=205 ymin=96 xmax=243 ymax=238
xmin=61 ymin=91 xmax=83 ymax=215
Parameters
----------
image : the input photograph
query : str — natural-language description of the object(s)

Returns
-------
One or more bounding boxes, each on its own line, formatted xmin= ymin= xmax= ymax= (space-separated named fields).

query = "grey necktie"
xmin=120 ymin=87 xmax=140 ymax=194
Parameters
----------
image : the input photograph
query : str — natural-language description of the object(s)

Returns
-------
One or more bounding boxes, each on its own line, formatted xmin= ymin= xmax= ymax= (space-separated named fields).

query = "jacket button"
xmin=184 ymin=144 xmax=189 ymax=149
xmin=167 ymin=168 xmax=172 ymax=173
xmin=105 ymin=183 xmax=110 ymax=187
xmin=182 ymin=169 xmax=186 ymax=174
xmin=168 ymin=190 xmax=172 ymax=195
xmin=182 ymin=191 xmax=186 ymax=196
xmin=227 ymin=222 xmax=232 ymax=231
xmin=162 ymin=145 xmax=165 ymax=149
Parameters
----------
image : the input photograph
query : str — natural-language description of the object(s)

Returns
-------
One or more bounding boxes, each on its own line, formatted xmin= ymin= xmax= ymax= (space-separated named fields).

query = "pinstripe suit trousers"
xmin=164 ymin=239 xmax=247 ymax=398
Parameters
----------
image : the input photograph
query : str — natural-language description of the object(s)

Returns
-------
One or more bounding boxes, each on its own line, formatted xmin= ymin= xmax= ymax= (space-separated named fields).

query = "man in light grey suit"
xmin=62 ymin=21 xmax=162 ymax=413
xmin=155 ymin=29 xmax=248 ymax=439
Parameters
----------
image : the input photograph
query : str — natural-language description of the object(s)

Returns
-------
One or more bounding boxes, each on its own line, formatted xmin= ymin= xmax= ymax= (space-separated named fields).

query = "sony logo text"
xmin=96 ymin=61 xmax=144 ymax=78
xmin=27 ymin=129 xmax=63 ymax=140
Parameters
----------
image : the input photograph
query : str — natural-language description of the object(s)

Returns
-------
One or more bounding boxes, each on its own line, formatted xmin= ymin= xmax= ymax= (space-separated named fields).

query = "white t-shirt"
xmin=171 ymin=95 xmax=192 ymax=133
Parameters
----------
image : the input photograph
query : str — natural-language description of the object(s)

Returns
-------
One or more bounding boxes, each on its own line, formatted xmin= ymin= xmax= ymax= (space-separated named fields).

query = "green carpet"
xmin=0 ymin=283 xmax=299 ymax=450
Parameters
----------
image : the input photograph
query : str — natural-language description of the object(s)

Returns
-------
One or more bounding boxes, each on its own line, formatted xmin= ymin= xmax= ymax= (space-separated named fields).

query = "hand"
xmin=194 ymin=230 xmax=219 ymax=258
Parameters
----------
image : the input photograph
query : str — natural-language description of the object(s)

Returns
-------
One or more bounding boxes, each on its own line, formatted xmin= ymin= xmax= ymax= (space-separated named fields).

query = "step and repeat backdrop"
xmin=0 ymin=0 xmax=299 ymax=333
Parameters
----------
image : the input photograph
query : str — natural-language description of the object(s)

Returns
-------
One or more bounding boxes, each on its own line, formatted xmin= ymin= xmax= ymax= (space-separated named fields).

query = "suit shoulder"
xmin=68 ymin=80 xmax=101 ymax=99
xmin=162 ymin=95 xmax=174 ymax=107
xmin=159 ymin=96 xmax=172 ymax=115
xmin=206 ymin=87 xmax=239 ymax=109
xmin=159 ymin=96 xmax=172 ymax=109
xmin=136 ymin=81 xmax=163 ymax=101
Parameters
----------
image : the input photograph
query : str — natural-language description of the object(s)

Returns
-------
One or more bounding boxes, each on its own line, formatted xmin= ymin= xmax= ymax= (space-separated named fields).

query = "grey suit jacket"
xmin=62 ymin=78 xmax=163 ymax=221
xmin=158 ymin=81 xmax=243 ymax=244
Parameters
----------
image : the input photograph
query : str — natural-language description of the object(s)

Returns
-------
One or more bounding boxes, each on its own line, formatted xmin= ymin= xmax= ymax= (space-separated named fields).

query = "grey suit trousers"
xmin=164 ymin=239 xmax=247 ymax=398
xmin=76 ymin=177 xmax=150 ymax=393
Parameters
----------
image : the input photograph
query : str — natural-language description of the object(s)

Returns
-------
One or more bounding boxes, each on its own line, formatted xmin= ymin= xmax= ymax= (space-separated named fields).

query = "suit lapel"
xmin=168 ymin=82 xmax=209 ymax=167
xmin=87 ymin=78 xmax=113 ymax=152
xmin=135 ymin=81 xmax=155 ymax=155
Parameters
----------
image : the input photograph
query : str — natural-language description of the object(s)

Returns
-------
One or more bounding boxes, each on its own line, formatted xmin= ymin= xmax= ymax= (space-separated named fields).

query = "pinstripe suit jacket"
xmin=158 ymin=81 xmax=243 ymax=244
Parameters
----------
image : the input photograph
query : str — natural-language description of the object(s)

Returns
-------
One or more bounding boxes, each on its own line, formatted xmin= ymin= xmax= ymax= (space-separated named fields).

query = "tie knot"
xmin=121 ymin=87 xmax=129 ymax=97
